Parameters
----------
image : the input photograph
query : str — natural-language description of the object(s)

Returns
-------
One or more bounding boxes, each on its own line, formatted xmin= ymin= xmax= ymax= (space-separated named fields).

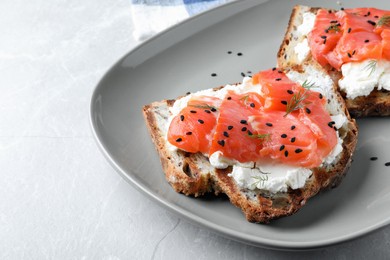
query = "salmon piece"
xmin=209 ymin=91 xmax=265 ymax=163
xmin=253 ymin=69 xmax=300 ymax=111
xmin=167 ymin=96 xmax=221 ymax=154
xmin=325 ymin=31 xmax=382 ymax=70
xmin=382 ymin=29 xmax=390 ymax=60
xmin=309 ymin=7 xmax=390 ymax=70
xmin=309 ymin=9 xmax=343 ymax=67
xmin=250 ymin=111 xmax=322 ymax=168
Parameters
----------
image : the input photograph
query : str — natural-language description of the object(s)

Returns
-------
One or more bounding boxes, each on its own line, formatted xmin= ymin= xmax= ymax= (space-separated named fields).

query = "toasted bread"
xmin=142 ymin=68 xmax=358 ymax=223
xmin=277 ymin=5 xmax=390 ymax=117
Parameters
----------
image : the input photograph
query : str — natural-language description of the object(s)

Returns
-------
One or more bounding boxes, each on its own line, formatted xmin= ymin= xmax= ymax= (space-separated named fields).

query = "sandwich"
xmin=278 ymin=6 xmax=390 ymax=117
xmin=143 ymin=67 xmax=358 ymax=223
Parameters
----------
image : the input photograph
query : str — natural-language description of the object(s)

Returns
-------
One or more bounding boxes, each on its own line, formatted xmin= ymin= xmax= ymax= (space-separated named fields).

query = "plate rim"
xmin=89 ymin=0 xmax=390 ymax=250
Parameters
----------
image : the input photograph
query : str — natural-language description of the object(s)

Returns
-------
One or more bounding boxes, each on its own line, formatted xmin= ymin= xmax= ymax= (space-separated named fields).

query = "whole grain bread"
xmin=277 ymin=5 xmax=390 ymax=117
xmin=142 ymin=69 xmax=358 ymax=223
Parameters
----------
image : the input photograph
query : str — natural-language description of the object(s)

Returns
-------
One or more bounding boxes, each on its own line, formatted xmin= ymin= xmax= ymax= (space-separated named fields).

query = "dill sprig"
xmin=301 ymin=80 xmax=317 ymax=90
xmin=364 ymin=60 xmax=377 ymax=77
xmin=188 ymin=103 xmax=218 ymax=111
xmin=239 ymin=95 xmax=249 ymax=106
xmin=326 ymin=24 xmax=341 ymax=32
xmin=377 ymin=15 xmax=390 ymax=27
xmin=252 ymin=174 xmax=269 ymax=187
xmin=247 ymin=133 xmax=271 ymax=140
xmin=284 ymin=88 xmax=311 ymax=117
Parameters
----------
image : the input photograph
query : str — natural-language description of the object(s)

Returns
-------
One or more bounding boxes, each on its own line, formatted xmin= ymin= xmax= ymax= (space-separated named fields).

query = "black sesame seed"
xmin=319 ymin=93 xmax=323 ymax=99
xmin=237 ymin=52 xmax=243 ymax=56
xmin=291 ymin=125 xmax=296 ymax=130
xmin=240 ymin=119 xmax=247 ymax=124
xmin=204 ymin=110 xmax=211 ymax=114
xmin=227 ymin=51 xmax=232 ymax=54
xmin=275 ymin=78 xmax=282 ymax=81
xmin=250 ymin=103 xmax=255 ymax=108
xmin=198 ymin=119 xmax=204 ymax=124
xmin=266 ymin=123 xmax=273 ymax=127
xmin=328 ymin=121 xmax=335 ymax=127
xmin=334 ymin=126 xmax=337 ymax=131
xmin=272 ymin=67 xmax=276 ymax=71
xmin=330 ymin=20 xmax=338 ymax=23
xmin=370 ymin=157 xmax=378 ymax=161
xmin=365 ymin=39 xmax=370 ymax=43
xmin=180 ymin=115 xmax=184 ymax=121
xmin=323 ymin=38 xmax=327 ymax=44
xmin=281 ymin=100 xmax=288 ymax=105
xmin=281 ymin=134 xmax=287 ymax=138
xmin=347 ymin=52 xmax=352 ymax=58
xmin=278 ymin=70 xmax=283 ymax=74
xmin=374 ymin=15 xmax=379 ymax=18
xmin=186 ymin=92 xmax=191 ymax=95
xmin=291 ymin=137 xmax=296 ymax=143
xmin=211 ymin=73 xmax=217 ymax=77
xmin=228 ymin=125 xmax=233 ymax=130
xmin=227 ymin=96 xmax=232 ymax=100
xmin=321 ymin=35 xmax=327 ymax=39
xmin=305 ymin=107 xmax=311 ymax=114
xmin=285 ymin=150 xmax=289 ymax=157
xmin=247 ymin=130 xmax=253 ymax=136
xmin=176 ymin=138 xmax=182 ymax=142
xmin=186 ymin=132 xmax=192 ymax=135
xmin=295 ymin=148 xmax=303 ymax=154
xmin=325 ymin=29 xmax=329 ymax=33
xmin=241 ymin=127 xmax=247 ymax=131
xmin=328 ymin=10 xmax=332 ymax=14
xmin=241 ymin=72 xmax=246 ymax=77
xmin=217 ymin=140 xmax=225 ymax=147
xmin=211 ymin=107 xmax=217 ymax=112
xmin=287 ymin=89 xmax=294 ymax=94
xmin=280 ymin=145 xmax=285 ymax=151
xmin=190 ymin=110 xmax=197 ymax=113
xmin=341 ymin=7 xmax=344 ymax=10
xmin=385 ymin=162 xmax=390 ymax=167
xmin=223 ymin=131 xmax=229 ymax=137
xmin=247 ymin=70 xmax=252 ymax=74
xmin=352 ymin=50 xmax=356 ymax=55
xmin=348 ymin=28 xmax=352 ymax=33
xmin=367 ymin=20 xmax=376 ymax=26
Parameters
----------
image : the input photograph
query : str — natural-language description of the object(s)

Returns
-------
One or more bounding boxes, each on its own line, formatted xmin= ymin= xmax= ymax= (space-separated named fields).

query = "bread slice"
xmin=142 ymin=68 xmax=358 ymax=223
xmin=277 ymin=5 xmax=390 ymax=117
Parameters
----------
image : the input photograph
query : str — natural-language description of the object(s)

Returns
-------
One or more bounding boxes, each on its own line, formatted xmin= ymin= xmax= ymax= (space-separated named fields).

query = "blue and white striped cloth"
xmin=130 ymin=0 xmax=234 ymax=41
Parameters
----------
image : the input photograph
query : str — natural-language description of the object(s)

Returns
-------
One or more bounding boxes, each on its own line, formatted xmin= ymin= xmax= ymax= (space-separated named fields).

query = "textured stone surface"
xmin=1 ymin=0 xmax=390 ymax=259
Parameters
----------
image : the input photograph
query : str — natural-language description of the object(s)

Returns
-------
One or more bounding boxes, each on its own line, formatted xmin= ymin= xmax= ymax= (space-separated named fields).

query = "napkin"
xmin=131 ymin=0 xmax=234 ymax=41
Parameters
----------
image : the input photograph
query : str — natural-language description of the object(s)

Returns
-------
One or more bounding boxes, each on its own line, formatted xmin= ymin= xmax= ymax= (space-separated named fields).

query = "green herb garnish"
xmin=377 ymin=15 xmax=390 ymax=27
xmin=364 ymin=60 xmax=377 ymax=77
xmin=326 ymin=24 xmax=341 ymax=32
xmin=252 ymin=174 xmax=269 ymax=187
xmin=188 ymin=103 xmax=218 ymax=111
xmin=284 ymin=89 xmax=311 ymax=117
xmin=247 ymin=133 xmax=271 ymax=140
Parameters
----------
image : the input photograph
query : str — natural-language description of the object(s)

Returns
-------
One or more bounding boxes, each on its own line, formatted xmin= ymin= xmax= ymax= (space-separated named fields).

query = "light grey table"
xmin=2 ymin=1 xmax=390 ymax=259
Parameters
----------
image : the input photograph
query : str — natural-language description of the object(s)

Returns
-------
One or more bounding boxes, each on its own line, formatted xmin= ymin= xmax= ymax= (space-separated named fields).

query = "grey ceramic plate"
xmin=90 ymin=0 xmax=390 ymax=250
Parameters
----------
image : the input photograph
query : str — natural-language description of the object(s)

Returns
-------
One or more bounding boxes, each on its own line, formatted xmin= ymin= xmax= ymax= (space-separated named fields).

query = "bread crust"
xmin=142 ymin=82 xmax=358 ymax=222
xmin=277 ymin=5 xmax=390 ymax=118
